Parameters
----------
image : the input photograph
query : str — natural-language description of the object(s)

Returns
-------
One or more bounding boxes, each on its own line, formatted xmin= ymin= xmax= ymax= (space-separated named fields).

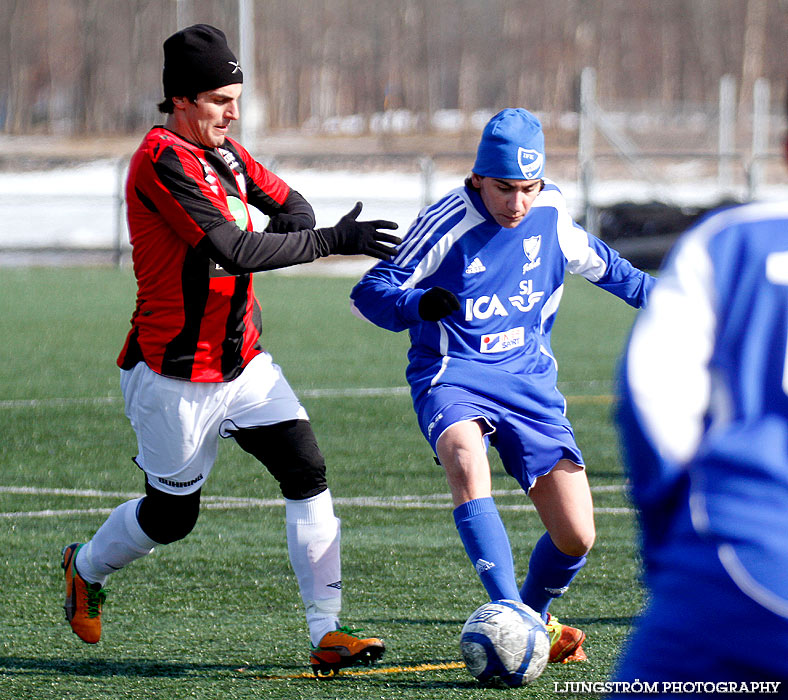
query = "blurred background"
xmin=1 ymin=0 xmax=787 ymax=267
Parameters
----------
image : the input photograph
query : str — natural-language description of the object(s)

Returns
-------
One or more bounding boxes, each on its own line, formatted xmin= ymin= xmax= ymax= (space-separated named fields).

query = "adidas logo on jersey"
xmin=465 ymin=257 xmax=486 ymax=274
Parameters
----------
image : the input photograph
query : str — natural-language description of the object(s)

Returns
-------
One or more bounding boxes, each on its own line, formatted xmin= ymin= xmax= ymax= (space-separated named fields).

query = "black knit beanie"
xmin=162 ymin=24 xmax=243 ymax=98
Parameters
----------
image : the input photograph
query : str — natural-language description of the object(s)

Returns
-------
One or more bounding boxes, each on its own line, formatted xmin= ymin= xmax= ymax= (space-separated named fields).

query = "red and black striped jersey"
xmin=118 ymin=127 xmax=325 ymax=382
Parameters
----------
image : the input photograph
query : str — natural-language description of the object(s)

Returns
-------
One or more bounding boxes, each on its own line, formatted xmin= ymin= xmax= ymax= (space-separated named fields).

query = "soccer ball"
xmin=460 ymin=599 xmax=550 ymax=687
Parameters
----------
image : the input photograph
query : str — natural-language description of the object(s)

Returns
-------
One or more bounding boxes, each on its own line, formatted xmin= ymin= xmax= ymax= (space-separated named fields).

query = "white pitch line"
xmin=2 ymin=507 xmax=116 ymax=518
xmin=0 ymin=396 xmax=121 ymax=409
xmin=0 ymin=486 xmax=141 ymax=499
xmin=301 ymin=386 xmax=411 ymax=398
xmin=0 ymin=483 xmax=633 ymax=518
xmin=0 ymin=383 xmax=613 ymax=409
xmin=0 ymin=387 xmax=411 ymax=409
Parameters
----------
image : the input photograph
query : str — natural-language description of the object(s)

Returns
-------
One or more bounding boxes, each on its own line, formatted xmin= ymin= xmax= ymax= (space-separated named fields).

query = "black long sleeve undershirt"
xmin=265 ymin=188 xmax=315 ymax=229
xmin=196 ymin=189 xmax=329 ymax=274
xmin=197 ymin=222 xmax=331 ymax=274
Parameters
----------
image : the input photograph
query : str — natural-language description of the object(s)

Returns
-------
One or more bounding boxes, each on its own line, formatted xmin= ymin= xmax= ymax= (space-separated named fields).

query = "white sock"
xmin=285 ymin=489 xmax=342 ymax=647
xmin=76 ymin=498 xmax=157 ymax=585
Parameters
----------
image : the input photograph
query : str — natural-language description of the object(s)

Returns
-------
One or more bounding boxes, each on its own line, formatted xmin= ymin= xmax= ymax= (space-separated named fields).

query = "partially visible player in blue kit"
xmin=350 ymin=108 xmax=655 ymax=663
xmin=610 ymin=104 xmax=788 ymax=696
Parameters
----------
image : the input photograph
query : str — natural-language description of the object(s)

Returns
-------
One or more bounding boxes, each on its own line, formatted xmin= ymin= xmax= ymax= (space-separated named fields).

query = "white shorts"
xmin=120 ymin=352 xmax=309 ymax=495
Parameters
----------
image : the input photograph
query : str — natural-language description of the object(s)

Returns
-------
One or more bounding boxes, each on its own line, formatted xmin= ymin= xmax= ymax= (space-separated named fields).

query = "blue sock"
xmin=453 ymin=497 xmax=520 ymax=602
xmin=520 ymin=532 xmax=587 ymax=622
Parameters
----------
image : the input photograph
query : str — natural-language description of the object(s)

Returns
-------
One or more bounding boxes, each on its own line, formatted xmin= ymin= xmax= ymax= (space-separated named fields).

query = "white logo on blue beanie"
xmin=473 ymin=108 xmax=545 ymax=180
xmin=517 ymin=148 xmax=544 ymax=180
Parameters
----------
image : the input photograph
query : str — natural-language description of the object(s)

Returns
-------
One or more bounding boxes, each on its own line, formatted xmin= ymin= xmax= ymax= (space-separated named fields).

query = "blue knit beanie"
xmin=472 ymin=108 xmax=545 ymax=180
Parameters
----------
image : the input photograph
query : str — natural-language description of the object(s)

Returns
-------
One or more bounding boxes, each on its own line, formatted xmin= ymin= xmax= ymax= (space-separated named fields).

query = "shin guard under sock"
xmin=520 ymin=532 xmax=587 ymax=621
xmin=76 ymin=498 xmax=157 ymax=585
xmin=285 ymin=489 xmax=342 ymax=646
xmin=453 ymin=497 xmax=521 ymax=602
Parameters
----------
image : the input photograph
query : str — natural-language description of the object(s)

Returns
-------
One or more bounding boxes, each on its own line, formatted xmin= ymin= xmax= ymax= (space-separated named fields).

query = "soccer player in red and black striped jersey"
xmin=61 ymin=24 xmax=398 ymax=676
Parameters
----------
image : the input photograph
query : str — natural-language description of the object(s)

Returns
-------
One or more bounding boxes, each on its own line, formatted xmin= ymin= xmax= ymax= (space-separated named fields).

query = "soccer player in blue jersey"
xmin=611 ymin=111 xmax=788 ymax=694
xmin=350 ymin=108 xmax=655 ymax=663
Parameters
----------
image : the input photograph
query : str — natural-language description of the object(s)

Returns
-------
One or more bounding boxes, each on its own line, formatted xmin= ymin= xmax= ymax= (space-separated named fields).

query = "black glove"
xmin=265 ymin=213 xmax=313 ymax=233
xmin=319 ymin=202 xmax=401 ymax=260
xmin=419 ymin=287 xmax=460 ymax=321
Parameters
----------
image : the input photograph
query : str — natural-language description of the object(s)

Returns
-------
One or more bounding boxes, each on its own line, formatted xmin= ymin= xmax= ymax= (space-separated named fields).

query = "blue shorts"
xmin=414 ymin=384 xmax=583 ymax=491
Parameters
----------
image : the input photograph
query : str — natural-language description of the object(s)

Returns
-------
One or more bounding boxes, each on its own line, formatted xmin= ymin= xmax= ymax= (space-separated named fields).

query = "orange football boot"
xmin=546 ymin=613 xmax=586 ymax=663
xmin=62 ymin=543 xmax=106 ymax=644
xmin=310 ymin=626 xmax=385 ymax=677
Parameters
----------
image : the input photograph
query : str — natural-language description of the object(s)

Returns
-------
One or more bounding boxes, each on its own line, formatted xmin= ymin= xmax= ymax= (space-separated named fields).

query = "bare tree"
xmin=1 ymin=0 xmax=786 ymax=137
xmin=739 ymin=0 xmax=769 ymax=116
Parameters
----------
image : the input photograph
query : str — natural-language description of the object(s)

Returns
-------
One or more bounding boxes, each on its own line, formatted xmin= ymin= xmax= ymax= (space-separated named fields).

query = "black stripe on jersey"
xmin=221 ymin=140 xmax=285 ymax=216
xmin=135 ymin=187 xmax=158 ymax=213
xmin=220 ymin=275 xmax=253 ymax=381
xmin=204 ymin=148 xmax=243 ymax=200
xmin=251 ymin=297 xmax=263 ymax=342
xmin=160 ymin=246 xmax=210 ymax=379
xmin=153 ymin=145 xmax=228 ymax=232
xmin=118 ymin=325 xmax=145 ymax=370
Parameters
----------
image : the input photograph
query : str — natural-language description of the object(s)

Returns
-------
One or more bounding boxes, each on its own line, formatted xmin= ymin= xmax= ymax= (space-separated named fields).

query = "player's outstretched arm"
xmin=198 ymin=201 xmax=399 ymax=274
xmin=264 ymin=189 xmax=316 ymax=232
xmin=317 ymin=202 xmax=401 ymax=261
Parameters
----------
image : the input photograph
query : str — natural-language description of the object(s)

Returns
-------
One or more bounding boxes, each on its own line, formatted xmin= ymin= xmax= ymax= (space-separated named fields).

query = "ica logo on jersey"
xmin=465 ymin=282 xmax=544 ymax=321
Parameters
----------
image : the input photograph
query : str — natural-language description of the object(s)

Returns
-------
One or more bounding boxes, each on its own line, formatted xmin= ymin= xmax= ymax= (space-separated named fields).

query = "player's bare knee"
xmin=438 ymin=425 xmax=489 ymax=483
xmin=553 ymin=526 xmax=595 ymax=558
xmin=573 ymin=533 xmax=595 ymax=557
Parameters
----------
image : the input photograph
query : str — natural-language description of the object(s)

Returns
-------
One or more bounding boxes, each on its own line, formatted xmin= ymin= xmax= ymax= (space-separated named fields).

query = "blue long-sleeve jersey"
xmin=351 ymin=180 xmax=654 ymax=418
xmin=617 ymin=200 xmax=788 ymax=616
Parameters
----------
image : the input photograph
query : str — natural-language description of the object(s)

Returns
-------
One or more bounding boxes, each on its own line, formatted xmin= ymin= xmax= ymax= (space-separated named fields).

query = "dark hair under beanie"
xmin=162 ymin=24 xmax=243 ymax=98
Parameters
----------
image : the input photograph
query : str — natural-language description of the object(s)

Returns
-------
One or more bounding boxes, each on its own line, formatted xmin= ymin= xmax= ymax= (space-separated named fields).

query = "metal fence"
xmin=0 ymin=74 xmax=784 ymax=267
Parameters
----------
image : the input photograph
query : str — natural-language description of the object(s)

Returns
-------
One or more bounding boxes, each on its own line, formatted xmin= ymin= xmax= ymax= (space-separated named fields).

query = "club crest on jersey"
xmin=517 ymin=147 xmax=544 ymax=180
xmin=480 ymin=327 xmax=525 ymax=353
xmin=522 ymin=235 xmax=542 ymax=273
